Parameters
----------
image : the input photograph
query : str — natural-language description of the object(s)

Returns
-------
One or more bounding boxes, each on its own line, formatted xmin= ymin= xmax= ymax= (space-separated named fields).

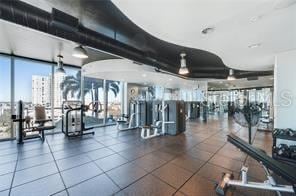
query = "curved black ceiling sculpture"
xmin=0 ymin=0 xmax=272 ymax=79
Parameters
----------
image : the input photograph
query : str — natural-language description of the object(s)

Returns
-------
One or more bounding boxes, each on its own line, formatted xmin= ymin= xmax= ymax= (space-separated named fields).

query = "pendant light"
xmin=56 ymin=55 xmax=65 ymax=74
xmin=227 ymin=69 xmax=236 ymax=80
xmin=178 ymin=52 xmax=189 ymax=75
xmin=72 ymin=45 xmax=88 ymax=59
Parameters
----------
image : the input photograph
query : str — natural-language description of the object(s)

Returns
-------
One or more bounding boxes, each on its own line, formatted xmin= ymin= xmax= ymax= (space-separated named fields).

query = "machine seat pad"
xmin=227 ymin=133 xmax=296 ymax=188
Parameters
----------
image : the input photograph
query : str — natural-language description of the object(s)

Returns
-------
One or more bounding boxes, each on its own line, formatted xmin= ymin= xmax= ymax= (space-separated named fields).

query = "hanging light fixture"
xmin=227 ymin=69 xmax=236 ymax=80
xmin=55 ymin=55 xmax=65 ymax=74
xmin=72 ymin=45 xmax=88 ymax=59
xmin=178 ymin=52 xmax=189 ymax=75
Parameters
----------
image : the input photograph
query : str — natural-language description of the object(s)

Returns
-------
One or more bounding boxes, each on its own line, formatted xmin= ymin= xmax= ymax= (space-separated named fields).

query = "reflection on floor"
xmin=0 ymin=115 xmax=293 ymax=196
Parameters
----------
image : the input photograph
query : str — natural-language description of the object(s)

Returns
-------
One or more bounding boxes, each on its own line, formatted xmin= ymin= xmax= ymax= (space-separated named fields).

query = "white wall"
xmin=274 ymin=50 xmax=296 ymax=129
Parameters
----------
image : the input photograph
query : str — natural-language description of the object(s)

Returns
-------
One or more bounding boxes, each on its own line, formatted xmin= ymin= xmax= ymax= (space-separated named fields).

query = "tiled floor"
xmin=0 ymin=114 xmax=293 ymax=196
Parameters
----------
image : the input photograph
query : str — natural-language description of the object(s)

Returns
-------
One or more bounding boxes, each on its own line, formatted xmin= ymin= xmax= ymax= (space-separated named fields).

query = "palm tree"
xmin=60 ymin=71 xmax=120 ymax=117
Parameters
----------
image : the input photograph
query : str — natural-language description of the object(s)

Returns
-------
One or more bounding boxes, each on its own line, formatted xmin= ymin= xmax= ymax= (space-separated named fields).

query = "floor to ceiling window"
xmin=106 ymin=80 xmax=122 ymax=124
xmin=54 ymin=67 xmax=81 ymax=132
xmin=14 ymin=58 xmax=53 ymax=132
xmin=83 ymin=76 xmax=105 ymax=127
xmin=0 ymin=56 xmax=11 ymax=139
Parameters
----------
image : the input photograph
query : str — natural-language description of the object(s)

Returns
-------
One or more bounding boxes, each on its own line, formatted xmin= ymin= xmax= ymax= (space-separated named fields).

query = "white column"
xmin=274 ymin=50 xmax=296 ymax=129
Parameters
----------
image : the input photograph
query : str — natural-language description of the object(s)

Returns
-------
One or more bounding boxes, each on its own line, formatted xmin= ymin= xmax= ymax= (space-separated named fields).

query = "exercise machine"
xmin=116 ymin=100 xmax=147 ymax=132
xmin=141 ymin=100 xmax=175 ymax=139
xmin=216 ymin=133 xmax=296 ymax=196
xmin=116 ymin=113 xmax=138 ymax=131
xmin=61 ymin=101 xmax=95 ymax=137
xmin=12 ymin=100 xmax=55 ymax=144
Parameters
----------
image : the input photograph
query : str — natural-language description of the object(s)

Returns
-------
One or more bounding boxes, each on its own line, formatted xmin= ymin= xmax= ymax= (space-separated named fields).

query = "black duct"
xmin=0 ymin=0 xmax=173 ymax=71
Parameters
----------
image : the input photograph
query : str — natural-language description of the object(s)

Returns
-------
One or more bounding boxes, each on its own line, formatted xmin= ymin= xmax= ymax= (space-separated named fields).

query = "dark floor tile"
xmin=118 ymin=148 xmax=147 ymax=161
xmin=171 ymin=154 xmax=205 ymax=173
xmin=79 ymin=142 xmax=105 ymax=152
xmin=151 ymin=150 xmax=177 ymax=161
xmin=10 ymin=174 xmax=64 ymax=196
xmin=0 ymin=173 xmax=13 ymax=192
xmin=61 ymin=162 xmax=102 ymax=188
xmin=16 ymin=153 xmax=54 ymax=171
xmin=99 ymin=138 xmax=121 ymax=146
xmin=152 ymin=162 xmax=193 ymax=189
xmin=209 ymin=154 xmax=243 ymax=172
xmin=195 ymin=142 xmax=222 ymax=153
xmin=186 ymin=148 xmax=213 ymax=161
xmin=13 ymin=162 xmax=58 ymax=187
xmin=86 ymin=148 xmax=115 ymax=161
xmin=116 ymin=174 xmax=176 ymax=196
xmin=217 ymin=147 xmax=247 ymax=162
xmin=108 ymin=143 xmax=135 ymax=153
xmin=95 ymin=154 xmax=128 ymax=172
xmin=179 ymin=175 xmax=222 ymax=196
xmin=18 ymin=147 xmax=51 ymax=160
xmin=0 ymin=161 xmax=16 ymax=176
xmin=132 ymin=154 xmax=167 ymax=172
xmin=68 ymin=174 xmax=119 ymax=196
xmin=53 ymin=148 xmax=84 ymax=160
xmin=56 ymin=154 xmax=91 ymax=171
xmin=107 ymin=162 xmax=147 ymax=188
xmin=197 ymin=163 xmax=238 ymax=182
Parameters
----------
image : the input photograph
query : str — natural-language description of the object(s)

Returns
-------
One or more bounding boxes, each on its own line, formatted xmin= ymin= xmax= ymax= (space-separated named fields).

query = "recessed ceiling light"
xmin=169 ymin=78 xmax=173 ymax=81
xmin=142 ymin=73 xmax=147 ymax=77
xmin=248 ymin=43 xmax=261 ymax=48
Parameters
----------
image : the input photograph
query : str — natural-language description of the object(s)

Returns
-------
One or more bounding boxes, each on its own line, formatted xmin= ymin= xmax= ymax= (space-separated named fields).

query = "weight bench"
xmin=216 ymin=133 xmax=296 ymax=196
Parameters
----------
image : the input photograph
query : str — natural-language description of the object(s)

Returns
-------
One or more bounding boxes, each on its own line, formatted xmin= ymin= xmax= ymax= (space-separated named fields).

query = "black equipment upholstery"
xmin=227 ymin=133 xmax=296 ymax=189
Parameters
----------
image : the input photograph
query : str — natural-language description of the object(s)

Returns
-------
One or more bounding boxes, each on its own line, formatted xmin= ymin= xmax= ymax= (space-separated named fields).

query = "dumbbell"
xmin=290 ymin=145 xmax=296 ymax=160
xmin=276 ymin=144 xmax=290 ymax=158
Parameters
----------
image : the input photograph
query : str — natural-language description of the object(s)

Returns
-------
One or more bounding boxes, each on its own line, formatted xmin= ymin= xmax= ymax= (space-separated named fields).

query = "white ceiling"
xmin=208 ymin=76 xmax=273 ymax=90
xmin=82 ymin=59 xmax=208 ymax=90
xmin=112 ymin=0 xmax=296 ymax=71
xmin=0 ymin=20 xmax=116 ymax=66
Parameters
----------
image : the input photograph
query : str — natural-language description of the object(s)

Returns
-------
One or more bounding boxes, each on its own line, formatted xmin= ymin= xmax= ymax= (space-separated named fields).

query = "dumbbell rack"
xmin=272 ymin=130 xmax=296 ymax=166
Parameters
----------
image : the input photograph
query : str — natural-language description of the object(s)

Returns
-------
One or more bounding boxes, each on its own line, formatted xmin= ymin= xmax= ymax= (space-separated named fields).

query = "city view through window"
xmin=0 ymin=55 xmax=122 ymax=139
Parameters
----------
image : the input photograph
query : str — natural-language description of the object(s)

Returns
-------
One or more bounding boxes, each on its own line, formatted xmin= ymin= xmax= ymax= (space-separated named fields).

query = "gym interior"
xmin=0 ymin=1 xmax=295 ymax=196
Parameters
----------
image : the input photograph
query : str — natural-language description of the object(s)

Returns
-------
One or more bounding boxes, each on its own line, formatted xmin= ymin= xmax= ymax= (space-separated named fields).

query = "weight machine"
xmin=12 ymin=100 xmax=55 ymax=144
xmin=141 ymin=100 xmax=175 ymax=139
xmin=61 ymin=101 xmax=95 ymax=137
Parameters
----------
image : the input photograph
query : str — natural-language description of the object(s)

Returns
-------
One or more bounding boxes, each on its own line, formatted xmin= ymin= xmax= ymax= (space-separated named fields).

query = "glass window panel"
xmin=54 ymin=67 xmax=81 ymax=132
xmin=0 ymin=56 xmax=11 ymax=139
xmin=15 ymin=59 xmax=53 ymax=133
xmin=106 ymin=80 xmax=122 ymax=124
xmin=83 ymin=77 xmax=105 ymax=127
